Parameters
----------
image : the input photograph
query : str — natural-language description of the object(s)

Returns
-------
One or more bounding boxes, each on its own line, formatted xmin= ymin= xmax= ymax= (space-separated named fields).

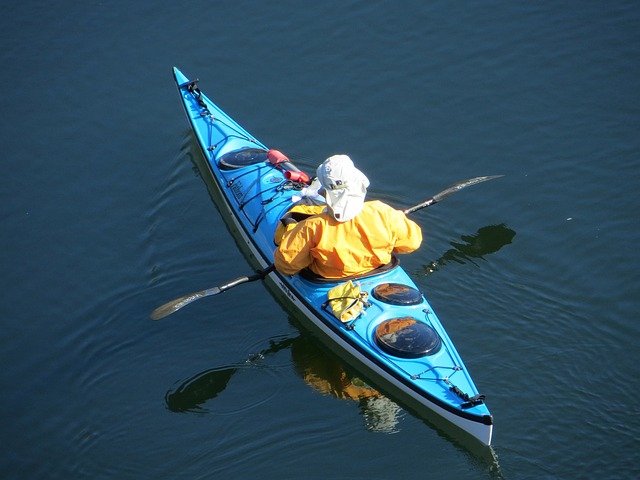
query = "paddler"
xmin=274 ymin=155 xmax=422 ymax=278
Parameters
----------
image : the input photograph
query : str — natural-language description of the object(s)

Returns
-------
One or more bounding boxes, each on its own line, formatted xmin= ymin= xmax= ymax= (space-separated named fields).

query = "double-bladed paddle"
xmin=150 ymin=174 xmax=502 ymax=320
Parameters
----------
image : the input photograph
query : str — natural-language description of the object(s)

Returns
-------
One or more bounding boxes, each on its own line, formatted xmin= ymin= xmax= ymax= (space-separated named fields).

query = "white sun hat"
xmin=316 ymin=155 xmax=370 ymax=222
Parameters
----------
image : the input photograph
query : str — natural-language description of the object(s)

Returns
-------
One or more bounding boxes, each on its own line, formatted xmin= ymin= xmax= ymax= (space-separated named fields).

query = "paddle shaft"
xmin=150 ymin=175 xmax=501 ymax=319
xmin=403 ymin=175 xmax=503 ymax=215
xmin=150 ymin=266 xmax=275 ymax=320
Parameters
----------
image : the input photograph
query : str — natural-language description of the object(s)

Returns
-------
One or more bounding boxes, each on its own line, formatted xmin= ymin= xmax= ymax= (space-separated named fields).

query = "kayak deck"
xmin=171 ymin=67 xmax=493 ymax=445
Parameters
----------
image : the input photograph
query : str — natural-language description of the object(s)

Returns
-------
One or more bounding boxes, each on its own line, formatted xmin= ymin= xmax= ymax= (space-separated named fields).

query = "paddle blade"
xmin=149 ymin=267 xmax=275 ymax=321
xmin=150 ymin=288 xmax=220 ymax=320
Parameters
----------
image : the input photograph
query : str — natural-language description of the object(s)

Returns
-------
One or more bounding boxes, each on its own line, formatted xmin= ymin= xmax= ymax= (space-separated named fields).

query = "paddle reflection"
xmin=423 ymin=223 xmax=515 ymax=274
xmin=165 ymin=335 xmax=401 ymax=433
xmin=165 ymin=336 xmax=294 ymax=413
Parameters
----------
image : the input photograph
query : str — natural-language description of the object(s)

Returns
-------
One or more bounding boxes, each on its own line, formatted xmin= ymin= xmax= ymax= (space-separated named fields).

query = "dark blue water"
xmin=2 ymin=1 xmax=639 ymax=478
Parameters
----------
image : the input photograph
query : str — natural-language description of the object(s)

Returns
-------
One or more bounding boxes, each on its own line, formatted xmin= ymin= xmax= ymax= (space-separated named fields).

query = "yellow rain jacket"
xmin=274 ymin=200 xmax=422 ymax=278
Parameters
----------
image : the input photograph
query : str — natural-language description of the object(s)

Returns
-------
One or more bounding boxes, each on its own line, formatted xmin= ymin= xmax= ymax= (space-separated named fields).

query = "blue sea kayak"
xmin=171 ymin=67 xmax=493 ymax=445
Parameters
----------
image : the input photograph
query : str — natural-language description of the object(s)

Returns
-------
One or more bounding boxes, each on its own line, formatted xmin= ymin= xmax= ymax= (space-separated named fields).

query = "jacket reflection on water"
xmin=274 ymin=200 xmax=423 ymax=278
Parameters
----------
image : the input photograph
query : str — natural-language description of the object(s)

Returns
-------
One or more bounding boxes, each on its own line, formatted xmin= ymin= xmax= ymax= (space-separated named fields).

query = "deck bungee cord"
xmin=250 ymin=182 xmax=305 ymax=233
xmin=180 ymin=78 xmax=260 ymax=153
xmin=225 ymin=164 xmax=310 ymax=232
xmin=182 ymin=77 xmax=313 ymax=233
xmin=342 ymin=302 xmax=487 ymax=410
xmin=410 ymin=364 xmax=486 ymax=409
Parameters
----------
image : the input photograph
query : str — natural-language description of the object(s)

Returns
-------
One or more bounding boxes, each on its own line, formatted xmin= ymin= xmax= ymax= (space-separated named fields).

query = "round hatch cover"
xmin=372 ymin=283 xmax=422 ymax=305
xmin=374 ymin=317 xmax=442 ymax=358
xmin=219 ymin=148 xmax=268 ymax=170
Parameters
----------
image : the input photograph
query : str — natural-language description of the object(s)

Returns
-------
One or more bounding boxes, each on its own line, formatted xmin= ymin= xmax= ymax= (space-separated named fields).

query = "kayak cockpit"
xmin=299 ymin=255 xmax=401 ymax=283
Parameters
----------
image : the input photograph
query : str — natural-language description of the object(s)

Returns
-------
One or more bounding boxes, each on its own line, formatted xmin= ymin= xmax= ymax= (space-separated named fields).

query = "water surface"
xmin=1 ymin=1 xmax=639 ymax=478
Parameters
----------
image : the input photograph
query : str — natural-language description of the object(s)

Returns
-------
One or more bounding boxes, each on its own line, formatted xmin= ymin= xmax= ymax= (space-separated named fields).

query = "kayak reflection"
xmin=423 ymin=223 xmax=515 ymax=274
xmin=291 ymin=335 xmax=402 ymax=433
xmin=165 ymin=335 xmax=402 ymax=433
